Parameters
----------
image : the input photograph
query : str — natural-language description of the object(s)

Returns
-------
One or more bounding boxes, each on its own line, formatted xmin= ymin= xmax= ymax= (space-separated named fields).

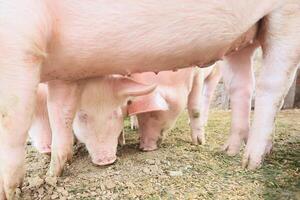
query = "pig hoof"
xmin=222 ymin=135 xmax=245 ymax=156
xmin=48 ymin=151 xmax=73 ymax=177
xmin=242 ymin=139 xmax=273 ymax=170
xmin=35 ymin=144 xmax=51 ymax=154
xmin=191 ymin=133 xmax=206 ymax=145
xmin=192 ymin=137 xmax=206 ymax=145
xmin=139 ymin=146 xmax=158 ymax=152
xmin=222 ymin=143 xmax=241 ymax=156
xmin=0 ymin=185 xmax=14 ymax=200
xmin=139 ymin=140 xmax=159 ymax=151
xmin=92 ymin=156 xmax=117 ymax=166
xmin=130 ymin=125 xmax=138 ymax=130
xmin=0 ymin=176 xmax=23 ymax=200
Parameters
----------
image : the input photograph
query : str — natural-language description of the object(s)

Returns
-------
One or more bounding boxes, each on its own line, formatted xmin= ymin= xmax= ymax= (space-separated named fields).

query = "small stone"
xmin=91 ymin=192 xmax=97 ymax=196
xmin=99 ymin=184 xmax=105 ymax=191
xmin=90 ymin=187 xmax=96 ymax=191
xmin=168 ymin=171 xmax=183 ymax=177
xmin=104 ymin=180 xmax=116 ymax=190
xmin=28 ymin=176 xmax=44 ymax=188
xmin=51 ymin=193 xmax=59 ymax=199
xmin=184 ymin=165 xmax=192 ymax=170
xmin=63 ymin=178 xmax=70 ymax=183
xmin=145 ymin=159 xmax=155 ymax=165
xmin=67 ymin=196 xmax=74 ymax=200
xmin=125 ymin=182 xmax=135 ymax=188
xmin=57 ymin=187 xmax=68 ymax=196
xmin=82 ymin=193 xmax=88 ymax=197
xmin=160 ymin=175 xmax=169 ymax=179
xmin=161 ymin=160 xmax=171 ymax=166
xmin=96 ymin=188 xmax=102 ymax=193
xmin=59 ymin=197 xmax=67 ymax=200
xmin=37 ymin=187 xmax=45 ymax=196
xmin=47 ymin=186 xmax=54 ymax=195
xmin=143 ymin=168 xmax=151 ymax=174
xmin=45 ymin=176 xmax=57 ymax=187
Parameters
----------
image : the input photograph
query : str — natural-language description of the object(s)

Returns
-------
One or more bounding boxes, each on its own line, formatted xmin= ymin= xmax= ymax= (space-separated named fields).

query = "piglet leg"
xmin=29 ymin=84 xmax=52 ymax=154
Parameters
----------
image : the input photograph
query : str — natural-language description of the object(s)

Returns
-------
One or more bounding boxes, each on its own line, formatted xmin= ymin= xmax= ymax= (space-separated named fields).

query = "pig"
xmin=29 ymin=77 xmax=155 ymax=167
xmin=1 ymin=1 xmax=299 ymax=198
xmin=128 ymin=57 xmax=254 ymax=152
xmin=128 ymin=65 xmax=221 ymax=147
xmin=72 ymin=76 xmax=155 ymax=166
xmin=127 ymin=67 xmax=208 ymax=151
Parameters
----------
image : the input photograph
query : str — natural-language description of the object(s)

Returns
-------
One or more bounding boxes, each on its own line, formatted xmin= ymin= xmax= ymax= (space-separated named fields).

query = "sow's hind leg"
xmin=220 ymin=43 xmax=256 ymax=156
xmin=243 ymin=3 xmax=300 ymax=170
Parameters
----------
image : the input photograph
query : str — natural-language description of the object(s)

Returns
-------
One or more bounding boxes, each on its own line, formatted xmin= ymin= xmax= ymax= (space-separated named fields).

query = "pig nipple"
xmin=172 ymin=68 xmax=178 ymax=72
xmin=154 ymin=71 xmax=159 ymax=75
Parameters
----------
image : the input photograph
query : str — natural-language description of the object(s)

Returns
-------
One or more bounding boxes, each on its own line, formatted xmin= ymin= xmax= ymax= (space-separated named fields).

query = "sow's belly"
xmin=40 ymin=25 xmax=258 ymax=82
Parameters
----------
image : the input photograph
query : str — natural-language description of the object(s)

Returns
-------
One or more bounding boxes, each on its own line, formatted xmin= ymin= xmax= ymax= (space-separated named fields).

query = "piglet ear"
xmin=127 ymin=91 xmax=169 ymax=115
xmin=115 ymin=77 xmax=156 ymax=98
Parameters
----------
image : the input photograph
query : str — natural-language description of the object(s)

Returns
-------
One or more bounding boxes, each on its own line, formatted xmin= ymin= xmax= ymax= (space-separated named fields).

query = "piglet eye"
xmin=127 ymin=100 xmax=132 ymax=105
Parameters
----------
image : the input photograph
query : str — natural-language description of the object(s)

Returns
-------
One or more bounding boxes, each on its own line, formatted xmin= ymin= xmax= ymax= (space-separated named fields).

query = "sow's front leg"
xmin=243 ymin=3 xmax=300 ymax=170
xmin=47 ymin=81 xmax=80 ymax=177
xmin=0 ymin=1 xmax=46 ymax=198
xmin=0 ymin=59 xmax=41 ymax=200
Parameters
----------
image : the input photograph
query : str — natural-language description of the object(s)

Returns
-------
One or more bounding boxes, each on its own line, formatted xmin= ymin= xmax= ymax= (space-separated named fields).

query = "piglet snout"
xmin=139 ymin=140 xmax=159 ymax=152
xmin=92 ymin=154 xmax=117 ymax=166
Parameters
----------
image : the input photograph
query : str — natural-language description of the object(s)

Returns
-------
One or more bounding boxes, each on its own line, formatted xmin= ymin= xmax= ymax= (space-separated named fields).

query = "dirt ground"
xmin=21 ymin=109 xmax=300 ymax=200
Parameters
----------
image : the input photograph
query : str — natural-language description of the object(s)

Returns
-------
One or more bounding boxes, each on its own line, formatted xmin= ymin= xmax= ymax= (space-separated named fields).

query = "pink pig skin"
xmin=73 ymin=76 xmax=156 ymax=167
xmin=29 ymin=77 xmax=156 ymax=176
xmin=128 ymin=67 xmax=202 ymax=151
xmin=1 ymin=1 xmax=299 ymax=198
xmin=29 ymin=84 xmax=52 ymax=154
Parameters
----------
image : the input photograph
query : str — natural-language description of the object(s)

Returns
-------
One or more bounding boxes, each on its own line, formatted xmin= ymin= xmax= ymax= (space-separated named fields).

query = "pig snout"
xmin=139 ymin=139 xmax=159 ymax=152
xmin=139 ymin=130 xmax=163 ymax=152
xmin=90 ymin=149 xmax=117 ymax=166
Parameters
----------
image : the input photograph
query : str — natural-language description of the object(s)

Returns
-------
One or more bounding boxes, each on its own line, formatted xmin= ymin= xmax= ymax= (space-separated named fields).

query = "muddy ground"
xmin=21 ymin=109 xmax=300 ymax=200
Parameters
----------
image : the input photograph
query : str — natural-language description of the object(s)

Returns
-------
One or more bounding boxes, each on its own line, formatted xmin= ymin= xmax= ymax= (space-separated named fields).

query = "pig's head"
xmin=73 ymin=76 xmax=156 ymax=166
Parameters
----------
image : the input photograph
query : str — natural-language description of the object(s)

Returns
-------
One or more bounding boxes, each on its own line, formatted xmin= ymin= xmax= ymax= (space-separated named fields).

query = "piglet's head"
xmin=73 ymin=76 xmax=156 ymax=166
